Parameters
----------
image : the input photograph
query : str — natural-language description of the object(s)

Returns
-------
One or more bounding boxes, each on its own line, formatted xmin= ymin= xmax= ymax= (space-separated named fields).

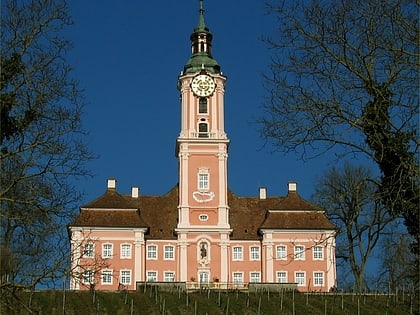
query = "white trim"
xmin=295 ymin=271 xmax=306 ymax=287
xmin=120 ymin=243 xmax=132 ymax=259
xmin=146 ymin=244 xmax=158 ymax=260
xmin=313 ymin=271 xmax=324 ymax=287
xmin=120 ymin=269 xmax=132 ymax=286
xmin=276 ymin=271 xmax=288 ymax=283
xmin=164 ymin=245 xmax=175 ymax=260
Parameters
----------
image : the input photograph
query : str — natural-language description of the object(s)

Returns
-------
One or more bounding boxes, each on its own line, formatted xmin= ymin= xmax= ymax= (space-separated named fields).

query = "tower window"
xmin=198 ymin=123 xmax=208 ymax=138
xmin=198 ymin=98 xmax=208 ymax=114
xmin=198 ymin=173 xmax=209 ymax=190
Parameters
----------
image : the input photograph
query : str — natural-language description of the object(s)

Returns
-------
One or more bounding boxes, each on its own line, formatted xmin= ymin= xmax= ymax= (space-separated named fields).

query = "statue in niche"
xmin=199 ymin=242 xmax=208 ymax=266
xmin=200 ymin=243 xmax=207 ymax=259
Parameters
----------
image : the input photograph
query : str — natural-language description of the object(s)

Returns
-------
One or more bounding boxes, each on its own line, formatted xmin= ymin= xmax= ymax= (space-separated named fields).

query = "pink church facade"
xmin=69 ymin=3 xmax=336 ymax=292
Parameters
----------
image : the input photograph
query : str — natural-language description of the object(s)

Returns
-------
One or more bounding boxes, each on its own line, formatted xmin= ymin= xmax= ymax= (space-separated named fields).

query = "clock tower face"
xmin=191 ymin=74 xmax=216 ymax=97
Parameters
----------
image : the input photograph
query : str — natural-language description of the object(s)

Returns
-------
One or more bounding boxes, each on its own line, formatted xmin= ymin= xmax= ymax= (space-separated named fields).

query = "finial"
xmin=199 ymin=0 xmax=204 ymax=15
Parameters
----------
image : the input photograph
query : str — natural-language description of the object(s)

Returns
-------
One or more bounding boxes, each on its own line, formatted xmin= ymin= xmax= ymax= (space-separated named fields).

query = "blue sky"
xmin=67 ymin=1 xmax=336 ymax=204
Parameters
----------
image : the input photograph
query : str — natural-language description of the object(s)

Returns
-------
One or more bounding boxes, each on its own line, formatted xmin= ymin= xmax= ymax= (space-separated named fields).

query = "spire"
xmin=196 ymin=0 xmax=207 ymax=32
xmin=183 ymin=0 xmax=220 ymax=74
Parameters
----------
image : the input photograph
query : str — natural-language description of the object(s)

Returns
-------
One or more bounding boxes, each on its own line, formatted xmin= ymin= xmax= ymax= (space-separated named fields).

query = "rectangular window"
xmin=121 ymin=244 xmax=131 ymax=259
xmin=147 ymin=271 xmax=157 ymax=282
xmin=233 ymin=272 xmax=243 ymax=284
xmin=313 ymin=246 xmax=324 ymax=260
xmin=83 ymin=243 xmax=94 ymax=258
xmin=164 ymin=246 xmax=174 ymax=260
xmin=250 ymin=272 xmax=261 ymax=283
xmin=198 ymin=98 xmax=208 ymax=114
xmin=164 ymin=272 xmax=175 ymax=282
xmin=250 ymin=246 xmax=260 ymax=260
xmin=232 ymin=246 xmax=243 ymax=261
xmin=276 ymin=245 xmax=287 ymax=260
xmin=101 ymin=270 xmax=113 ymax=285
xmin=102 ymin=243 xmax=113 ymax=258
xmin=199 ymin=271 xmax=209 ymax=283
xmin=147 ymin=245 xmax=157 ymax=260
xmin=198 ymin=173 xmax=209 ymax=190
xmin=294 ymin=245 xmax=305 ymax=260
xmin=295 ymin=272 xmax=305 ymax=286
xmin=314 ymin=272 xmax=324 ymax=286
xmin=277 ymin=271 xmax=287 ymax=283
xmin=120 ymin=270 xmax=131 ymax=285
xmin=83 ymin=270 xmax=94 ymax=284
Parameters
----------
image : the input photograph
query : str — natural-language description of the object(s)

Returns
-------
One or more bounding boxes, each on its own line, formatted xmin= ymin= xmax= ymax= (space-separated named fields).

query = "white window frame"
xmin=277 ymin=271 xmax=287 ymax=283
xmin=249 ymin=272 xmax=261 ymax=283
xmin=295 ymin=271 xmax=305 ymax=287
xmin=83 ymin=243 xmax=94 ymax=258
xmin=147 ymin=271 xmax=157 ymax=282
xmin=314 ymin=272 xmax=324 ymax=286
xmin=232 ymin=246 xmax=243 ymax=261
xmin=198 ymin=169 xmax=209 ymax=191
xmin=147 ymin=245 xmax=157 ymax=260
xmin=120 ymin=270 xmax=131 ymax=285
xmin=101 ymin=269 xmax=113 ymax=285
xmin=164 ymin=271 xmax=175 ymax=282
xmin=102 ymin=243 xmax=113 ymax=258
xmin=120 ymin=243 xmax=132 ymax=259
xmin=199 ymin=214 xmax=209 ymax=221
xmin=83 ymin=270 xmax=94 ymax=284
xmin=313 ymin=246 xmax=324 ymax=260
xmin=232 ymin=272 xmax=244 ymax=285
xmin=276 ymin=245 xmax=287 ymax=260
xmin=249 ymin=246 xmax=260 ymax=261
xmin=164 ymin=245 xmax=175 ymax=260
xmin=294 ymin=245 xmax=305 ymax=260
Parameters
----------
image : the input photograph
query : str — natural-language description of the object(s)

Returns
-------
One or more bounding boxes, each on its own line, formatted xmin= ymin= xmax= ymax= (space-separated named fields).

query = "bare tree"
xmin=0 ymin=0 xmax=94 ymax=310
xmin=378 ymin=228 xmax=417 ymax=292
xmin=312 ymin=163 xmax=394 ymax=293
xmin=260 ymin=0 xmax=419 ymax=256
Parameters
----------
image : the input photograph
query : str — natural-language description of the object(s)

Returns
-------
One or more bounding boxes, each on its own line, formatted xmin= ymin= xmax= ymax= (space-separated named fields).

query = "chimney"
xmin=259 ymin=187 xmax=267 ymax=200
xmin=107 ymin=178 xmax=116 ymax=190
xmin=131 ymin=186 xmax=139 ymax=198
xmin=288 ymin=182 xmax=297 ymax=193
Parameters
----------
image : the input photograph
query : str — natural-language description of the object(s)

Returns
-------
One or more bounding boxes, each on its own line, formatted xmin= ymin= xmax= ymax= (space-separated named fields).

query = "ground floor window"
xmin=120 ymin=270 xmax=131 ymax=285
xmin=249 ymin=272 xmax=261 ymax=283
xmin=314 ymin=272 xmax=324 ymax=286
xmin=83 ymin=270 xmax=94 ymax=284
xmin=147 ymin=271 xmax=157 ymax=282
xmin=277 ymin=271 xmax=287 ymax=283
xmin=164 ymin=271 xmax=175 ymax=282
xmin=101 ymin=270 xmax=113 ymax=285
xmin=233 ymin=272 xmax=243 ymax=285
xmin=295 ymin=272 xmax=305 ymax=286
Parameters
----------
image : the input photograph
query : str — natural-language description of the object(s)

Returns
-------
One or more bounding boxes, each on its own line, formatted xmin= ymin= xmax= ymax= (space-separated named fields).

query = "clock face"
xmin=191 ymin=74 xmax=216 ymax=97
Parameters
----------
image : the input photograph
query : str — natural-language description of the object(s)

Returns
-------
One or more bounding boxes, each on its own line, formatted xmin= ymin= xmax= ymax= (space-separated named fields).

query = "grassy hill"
xmin=1 ymin=287 xmax=416 ymax=315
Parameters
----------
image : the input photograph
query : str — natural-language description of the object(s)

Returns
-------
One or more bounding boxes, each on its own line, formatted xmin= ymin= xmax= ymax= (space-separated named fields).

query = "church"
xmin=69 ymin=2 xmax=336 ymax=292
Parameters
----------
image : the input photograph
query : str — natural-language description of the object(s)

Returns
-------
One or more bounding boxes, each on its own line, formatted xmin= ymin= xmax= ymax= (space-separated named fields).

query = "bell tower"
xmin=175 ymin=0 xmax=231 ymax=283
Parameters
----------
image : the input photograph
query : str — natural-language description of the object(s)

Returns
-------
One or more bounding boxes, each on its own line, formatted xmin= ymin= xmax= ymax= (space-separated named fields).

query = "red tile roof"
xmin=69 ymin=184 xmax=335 ymax=239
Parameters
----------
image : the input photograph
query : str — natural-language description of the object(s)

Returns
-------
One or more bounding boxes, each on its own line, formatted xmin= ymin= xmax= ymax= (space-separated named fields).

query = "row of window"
xmin=143 ymin=271 xmax=325 ymax=287
xmin=231 ymin=271 xmax=324 ymax=287
xmin=83 ymin=243 xmax=131 ymax=259
xmin=275 ymin=245 xmax=324 ymax=261
xmin=83 ymin=269 xmax=132 ymax=286
xmin=83 ymin=243 xmax=325 ymax=262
